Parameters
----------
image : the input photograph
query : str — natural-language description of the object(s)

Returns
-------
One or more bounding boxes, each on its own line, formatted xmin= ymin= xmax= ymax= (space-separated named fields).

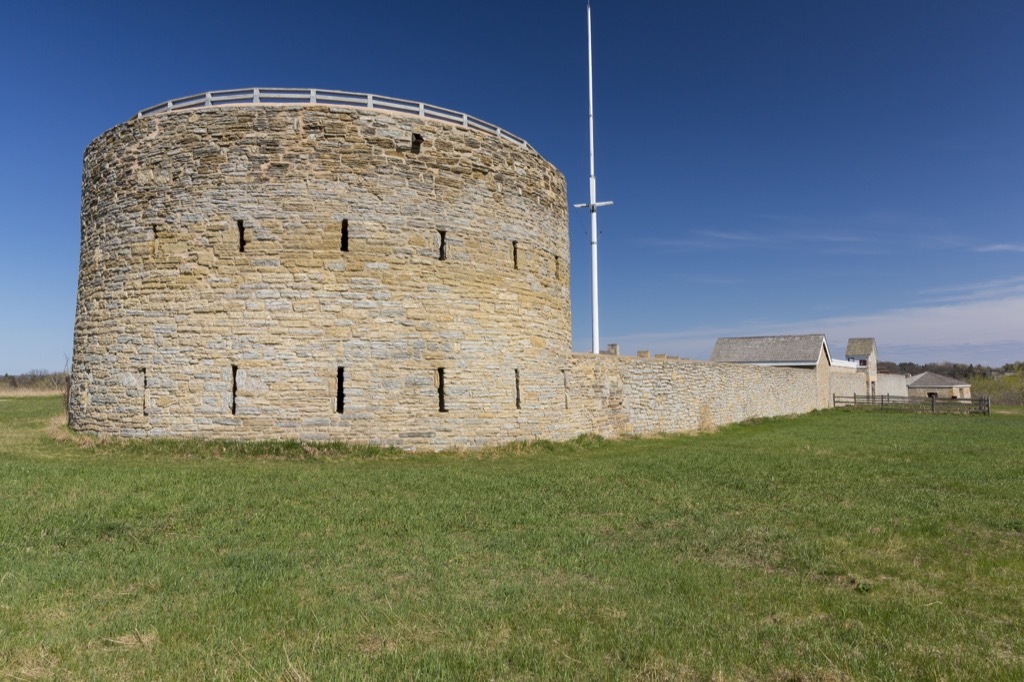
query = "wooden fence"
xmin=833 ymin=394 xmax=990 ymax=415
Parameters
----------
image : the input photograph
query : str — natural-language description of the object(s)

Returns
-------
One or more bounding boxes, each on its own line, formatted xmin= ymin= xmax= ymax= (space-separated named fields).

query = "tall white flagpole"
xmin=574 ymin=2 xmax=613 ymax=354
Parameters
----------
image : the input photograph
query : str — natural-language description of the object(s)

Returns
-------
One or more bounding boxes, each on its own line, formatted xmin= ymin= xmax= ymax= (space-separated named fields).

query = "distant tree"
xmin=1001 ymin=362 xmax=1024 ymax=375
xmin=897 ymin=362 xmax=925 ymax=376
xmin=885 ymin=361 xmax=1000 ymax=381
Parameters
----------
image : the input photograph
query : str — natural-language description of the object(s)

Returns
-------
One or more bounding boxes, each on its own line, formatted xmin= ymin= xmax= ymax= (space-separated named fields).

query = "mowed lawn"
xmin=2 ymin=397 xmax=1023 ymax=680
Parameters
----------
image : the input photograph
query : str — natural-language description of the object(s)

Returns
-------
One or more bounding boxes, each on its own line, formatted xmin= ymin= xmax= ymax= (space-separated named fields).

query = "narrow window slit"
xmin=512 ymin=240 xmax=519 ymax=269
xmin=562 ymin=369 xmax=570 ymax=409
xmin=437 ymin=367 xmax=448 ymax=412
xmin=141 ymin=368 xmax=148 ymax=416
xmin=341 ymin=219 xmax=349 ymax=252
xmin=336 ymin=366 xmax=345 ymax=414
xmin=237 ymin=220 xmax=247 ymax=253
xmin=231 ymin=364 xmax=238 ymax=415
xmin=438 ymin=230 xmax=447 ymax=261
xmin=554 ymin=255 xmax=560 ymax=280
xmin=515 ymin=368 xmax=521 ymax=409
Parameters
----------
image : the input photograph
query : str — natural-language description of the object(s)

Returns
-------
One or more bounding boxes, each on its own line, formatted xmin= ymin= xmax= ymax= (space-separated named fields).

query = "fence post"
xmin=931 ymin=395 xmax=936 ymax=413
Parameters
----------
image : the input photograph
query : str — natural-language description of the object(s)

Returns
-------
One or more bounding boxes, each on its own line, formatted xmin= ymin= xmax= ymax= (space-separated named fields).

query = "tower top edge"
xmin=134 ymin=88 xmax=534 ymax=151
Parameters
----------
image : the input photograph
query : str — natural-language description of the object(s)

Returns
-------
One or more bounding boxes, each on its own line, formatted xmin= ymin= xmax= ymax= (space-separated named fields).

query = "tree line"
xmin=1 ymin=370 xmax=70 ymax=392
xmin=876 ymin=361 xmax=1024 ymax=381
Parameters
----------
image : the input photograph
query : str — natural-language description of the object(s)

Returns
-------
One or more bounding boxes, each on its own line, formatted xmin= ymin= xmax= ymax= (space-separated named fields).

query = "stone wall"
xmin=70 ymin=104 xmax=576 ymax=450
xmin=829 ymin=368 xmax=868 ymax=403
xmin=568 ymin=355 xmax=821 ymax=438
xmin=908 ymin=385 xmax=970 ymax=400
xmin=876 ymin=373 xmax=909 ymax=397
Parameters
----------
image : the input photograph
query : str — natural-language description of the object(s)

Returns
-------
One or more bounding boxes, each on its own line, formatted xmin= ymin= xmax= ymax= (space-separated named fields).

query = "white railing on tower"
xmin=135 ymin=88 xmax=533 ymax=150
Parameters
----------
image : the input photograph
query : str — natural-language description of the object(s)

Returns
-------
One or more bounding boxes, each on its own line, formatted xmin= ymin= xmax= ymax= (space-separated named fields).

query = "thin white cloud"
xmin=643 ymin=229 xmax=765 ymax=249
xmin=821 ymin=247 xmax=889 ymax=257
xmin=918 ymin=275 xmax=1024 ymax=305
xmin=693 ymin=229 xmax=755 ymax=242
xmin=974 ymin=243 xmax=1024 ymax=253
xmin=609 ymin=294 xmax=1024 ymax=365
xmin=644 ymin=226 xmax=868 ymax=252
xmin=642 ymin=210 xmax=1020 ymax=257
xmin=763 ymin=210 xmax=952 ymax=236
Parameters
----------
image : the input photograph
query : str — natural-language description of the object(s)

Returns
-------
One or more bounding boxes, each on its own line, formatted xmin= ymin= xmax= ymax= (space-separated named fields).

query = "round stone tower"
xmin=70 ymin=89 xmax=573 ymax=449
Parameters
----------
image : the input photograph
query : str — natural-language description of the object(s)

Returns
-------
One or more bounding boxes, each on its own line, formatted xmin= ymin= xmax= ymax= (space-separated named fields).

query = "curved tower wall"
xmin=71 ymin=103 xmax=572 ymax=449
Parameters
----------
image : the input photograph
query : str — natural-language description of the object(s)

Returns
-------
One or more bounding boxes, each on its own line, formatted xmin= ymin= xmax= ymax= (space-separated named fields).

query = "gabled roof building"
xmin=709 ymin=334 xmax=831 ymax=368
xmin=845 ymin=338 xmax=877 ymax=363
xmin=907 ymin=372 xmax=972 ymax=400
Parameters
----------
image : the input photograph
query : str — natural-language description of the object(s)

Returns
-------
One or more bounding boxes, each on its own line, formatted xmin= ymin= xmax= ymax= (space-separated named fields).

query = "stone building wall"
xmin=71 ymin=104 xmax=576 ymax=449
xmin=814 ymin=347 xmax=834 ymax=409
xmin=908 ymin=384 xmax=970 ymax=400
xmin=827 ymin=370 xmax=909 ymax=401
xmin=568 ymin=355 xmax=821 ymax=438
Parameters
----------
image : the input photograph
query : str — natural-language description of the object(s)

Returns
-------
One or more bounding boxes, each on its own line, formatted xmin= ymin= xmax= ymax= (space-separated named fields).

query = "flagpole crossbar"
xmin=574 ymin=201 xmax=614 ymax=212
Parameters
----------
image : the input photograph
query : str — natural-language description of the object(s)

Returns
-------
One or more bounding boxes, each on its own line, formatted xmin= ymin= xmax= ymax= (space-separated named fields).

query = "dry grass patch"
xmin=45 ymin=412 xmax=95 ymax=449
xmin=3 ymin=648 xmax=63 ymax=681
xmin=0 ymin=388 xmax=63 ymax=397
xmin=99 ymin=630 xmax=159 ymax=650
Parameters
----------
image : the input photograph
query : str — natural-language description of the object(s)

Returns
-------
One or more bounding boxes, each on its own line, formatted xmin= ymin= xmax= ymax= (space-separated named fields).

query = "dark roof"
xmin=907 ymin=371 xmax=970 ymax=388
xmin=845 ymin=338 xmax=876 ymax=358
xmin=710 ymin=334 xmax=829 ymax=366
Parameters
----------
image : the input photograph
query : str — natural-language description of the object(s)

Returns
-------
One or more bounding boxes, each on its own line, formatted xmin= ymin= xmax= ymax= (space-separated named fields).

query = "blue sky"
xmin=2 ymin=0 xmax=1023 ymax=373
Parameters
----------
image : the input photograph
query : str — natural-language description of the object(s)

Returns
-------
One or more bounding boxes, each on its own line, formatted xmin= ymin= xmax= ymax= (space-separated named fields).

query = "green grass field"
xmin=2 ymin=396 xmax=1023 ymax=680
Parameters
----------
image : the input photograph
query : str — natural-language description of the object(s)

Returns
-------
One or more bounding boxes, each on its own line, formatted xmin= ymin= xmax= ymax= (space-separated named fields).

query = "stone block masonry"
xmin=70 ymin=93 xmax=862 ymax=450
xmin=71 ymin=102 xmax=576 ymax=449
xmin=830 ymin=367 xmax=868 ymax=403
xmin=569 ymin=355 xmax=822 ymax=438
